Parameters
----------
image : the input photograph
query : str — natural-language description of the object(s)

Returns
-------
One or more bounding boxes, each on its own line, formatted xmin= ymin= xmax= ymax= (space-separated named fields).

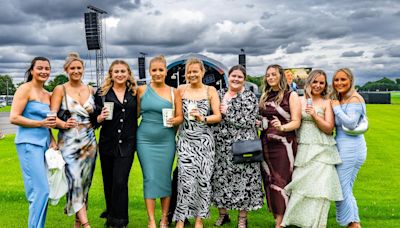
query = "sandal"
xmin=214 ymin=213 xmax=231 ymax=226
xmin=238 ymin=216 xmax=247 ymax=228
xmin=81 ymin=222 xmax=90 ymax=228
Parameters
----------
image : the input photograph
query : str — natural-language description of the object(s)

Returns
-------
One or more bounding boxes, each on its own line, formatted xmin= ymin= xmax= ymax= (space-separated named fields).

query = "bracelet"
xmin=280 ymin=125 xmax=286 ymax=132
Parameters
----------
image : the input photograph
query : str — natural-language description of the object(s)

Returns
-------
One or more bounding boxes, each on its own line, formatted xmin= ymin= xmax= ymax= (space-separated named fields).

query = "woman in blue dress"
xmin=10 ymin=57 xmax=57 ymax=228
xmin=137 ymin=55 xmax=183 ymax=228
xmin=330 ymin=68 xmax=367 ymax=228
xmin=51 ymin=52 xmax=97 ymax=228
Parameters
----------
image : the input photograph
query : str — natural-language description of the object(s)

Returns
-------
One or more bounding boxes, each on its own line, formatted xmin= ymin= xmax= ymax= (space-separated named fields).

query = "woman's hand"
xmin=331 ymin=100 xmax=340 ymax=107
xmin=190 ymin=108 xmax=202 ymax=121
xmin=97 ymin=107 xmax=109 ymax=123
xmin=49 ymin=140 xmax=58 ymax=150
xmin=42 ymin=116 xmax=57 ymax=129
xmin=220 ymin=103 xmax=228 ymax=115
xmin=270 ymin=115 xmax=284 ymax=131
xmin=64 ymin=117 xmax=78 ymax=129
xmin=305 ymin=105 xmax=316 ymax=117
xmin=167 ymin=117 xmax=179 ymax=126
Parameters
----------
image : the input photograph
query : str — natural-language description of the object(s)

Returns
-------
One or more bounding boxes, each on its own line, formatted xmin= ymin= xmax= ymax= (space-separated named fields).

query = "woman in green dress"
xmin=282 ymin=70 xmax=343 ymax=227
xmin=137 ymin=55 xmax=183 ymax=228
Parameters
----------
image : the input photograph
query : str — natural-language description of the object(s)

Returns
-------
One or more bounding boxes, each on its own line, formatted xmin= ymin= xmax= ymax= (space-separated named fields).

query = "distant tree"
xmin=396 ymin=78 xmax=400 ymax=85
xmin=87 ymin=81 xmax=96 ymax=87
xmin=45 ymin=74 xmax=69 ymax=92
xmin=375 ymin=77 xmax=395 ymax=84
xmin=16 ymin=81 xmax=25 ymax=88
xmin=246 ymin=75 xmax=263 ymax=88
xmin=359 ymin=77 xmax=400 ymax=91
xmin=0 ymin=75 xmax=16 ymax=95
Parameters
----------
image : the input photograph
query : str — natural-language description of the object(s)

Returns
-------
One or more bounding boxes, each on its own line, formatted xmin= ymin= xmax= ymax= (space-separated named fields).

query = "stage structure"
xmin=84 ymin=5 xmax=107 ymax=87
xmin=166 ymin=53 xmax=228 ymax=90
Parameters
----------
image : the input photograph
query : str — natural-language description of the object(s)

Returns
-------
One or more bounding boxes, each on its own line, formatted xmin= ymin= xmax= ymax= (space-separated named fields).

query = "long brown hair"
xmin=260 ymin=64 xmax=289 ymax=105
xmin=100 ymin=60 xmax=137 ymax=96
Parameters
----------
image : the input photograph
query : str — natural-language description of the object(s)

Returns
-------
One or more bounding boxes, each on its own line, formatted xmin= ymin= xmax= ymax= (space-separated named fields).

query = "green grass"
xmin=0 ymin=105 xmax=11 ymax=112
xmin=0 ymin=104 xmax=399 ymax=227
xmin=391 ymin=91 xmax=400 ymax=105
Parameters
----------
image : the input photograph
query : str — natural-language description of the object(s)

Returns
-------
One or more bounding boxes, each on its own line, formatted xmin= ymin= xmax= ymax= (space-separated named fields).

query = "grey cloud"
xmin=246 ymin=4 xmax=254 ymax=8
xmin=373 ymin=53 xmax=384 ymax=58
xmin=387 ymin=46 xmax=400 ymax=57
xmin=349 ymin=9 xmax=381 ymax=19
xmin=341 ymin=51 xmax=364 ymax=57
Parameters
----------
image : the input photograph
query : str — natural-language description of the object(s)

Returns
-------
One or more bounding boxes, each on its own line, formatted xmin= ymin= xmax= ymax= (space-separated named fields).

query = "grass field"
xmin=0 ymin=105 xmax=11 ymax=112
xmin=0 ymin=104 xmax=399 ymax=227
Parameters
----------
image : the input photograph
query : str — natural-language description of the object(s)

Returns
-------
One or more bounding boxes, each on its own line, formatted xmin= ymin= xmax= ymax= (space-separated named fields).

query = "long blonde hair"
xmin=304 ymin=70 xmax=328 ymax=99
xmin=329 ymin=68 xmax=355 ymax=101
xmin=100 ymin=60 xmax=137 ymax=96
xmin=260 ymin=64 xmax=290 ymax=105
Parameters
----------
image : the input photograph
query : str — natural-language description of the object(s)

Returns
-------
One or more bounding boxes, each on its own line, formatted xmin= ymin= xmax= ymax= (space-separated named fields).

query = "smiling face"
xmin=228 ymin=69 xmax=245 ymax=92
xmin=265 ymin=67 xmax=281 ymax=89
xmin=186 ymin=63 xmax=204 ymax=85
xmin=284 ymin=70 xmax=293 ymax=84
xmin=149 ymin=60 xmax=167 ymax=84
xmin=31 ymin=60 xmax=51 ymax=83
xmin=333 ymin=71 xmax=351 ymax=94
xmin=66 ymin=60 xmax=84 ymax=82
xmin=111 ymin=63 xmax=129 ymax=86
xmin=311 ymin=74 xmax=326 ymax=96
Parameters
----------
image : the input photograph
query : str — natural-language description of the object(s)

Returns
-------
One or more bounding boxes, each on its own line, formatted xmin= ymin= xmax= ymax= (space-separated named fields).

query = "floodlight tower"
xmin=85 ymin=5 xmax=108 ymax=87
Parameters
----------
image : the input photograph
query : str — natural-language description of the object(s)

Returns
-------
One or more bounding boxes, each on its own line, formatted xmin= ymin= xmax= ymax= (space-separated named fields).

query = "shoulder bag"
xmin=232 ymin=138 xmax=263 ymax=164
xmin=57 ymin=85 xmax=71 ymax=122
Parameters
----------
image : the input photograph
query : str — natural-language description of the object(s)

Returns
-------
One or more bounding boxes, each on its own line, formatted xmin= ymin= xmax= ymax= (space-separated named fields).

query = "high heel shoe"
xmin=214 ymin=213 xmax=231 ymax=226
xmin=237 ymin=215 xmax=247 ymax=228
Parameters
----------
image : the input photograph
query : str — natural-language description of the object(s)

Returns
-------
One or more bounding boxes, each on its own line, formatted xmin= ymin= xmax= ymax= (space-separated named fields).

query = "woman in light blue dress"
xmin=330 ymin=68 xmax=367 ymax=228
xmin=10 ymin=57 xmax=57 ymax=228
xmin=137 ymin=55 xmax=183 ymax=228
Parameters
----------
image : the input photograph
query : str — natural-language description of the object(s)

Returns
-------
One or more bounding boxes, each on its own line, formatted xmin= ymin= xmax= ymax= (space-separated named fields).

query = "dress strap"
xmin=170 ymin=87 xmax=175 ymax=110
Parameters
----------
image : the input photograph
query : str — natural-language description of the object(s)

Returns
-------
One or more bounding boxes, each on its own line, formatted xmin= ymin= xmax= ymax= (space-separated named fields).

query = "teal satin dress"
xmin=137 ymin=86 xmax=176 ymax=198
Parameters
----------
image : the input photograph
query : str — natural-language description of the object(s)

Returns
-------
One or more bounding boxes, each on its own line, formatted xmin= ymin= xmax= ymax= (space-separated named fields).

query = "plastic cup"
xmin=104 ymin=102 xmax=114 ymax=120
xmin=162 ymin=108 xmax=174 ymax=127
xmin=46 ymin=111 xmax=57 ymax=121
xmin=187 ymin=101 xmax=197 ymax=121
xmin=306 ymin=98 xmax=313 ymax=107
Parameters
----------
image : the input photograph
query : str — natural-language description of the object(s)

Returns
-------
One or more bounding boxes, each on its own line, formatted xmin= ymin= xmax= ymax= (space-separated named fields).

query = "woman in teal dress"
xmin=282 ymin=70 xmax=342 ymax=228
xmin=137 ymin=55 xmax=183 ymax=228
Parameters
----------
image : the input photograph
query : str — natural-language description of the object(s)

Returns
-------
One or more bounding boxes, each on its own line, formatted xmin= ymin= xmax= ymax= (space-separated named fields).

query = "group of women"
xmin=10 ymin=53 xmax=366 ymax=228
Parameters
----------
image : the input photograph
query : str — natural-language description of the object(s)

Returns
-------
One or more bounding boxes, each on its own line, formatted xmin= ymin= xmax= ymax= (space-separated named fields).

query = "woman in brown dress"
xmin=259 ymin=64 xmax=301 ymax=228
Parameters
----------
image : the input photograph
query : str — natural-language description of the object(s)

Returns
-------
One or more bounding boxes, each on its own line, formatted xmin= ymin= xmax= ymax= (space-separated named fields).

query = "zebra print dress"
xmin=173 ymin=98 xmax=215 ymax=222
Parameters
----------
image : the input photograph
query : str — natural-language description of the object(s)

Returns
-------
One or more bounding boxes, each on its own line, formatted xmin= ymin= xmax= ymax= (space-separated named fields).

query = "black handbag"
xmin=232 ymin=139 xmax=263 ymax=164
xmin=57 ymin=85 xmax=71 ymax=122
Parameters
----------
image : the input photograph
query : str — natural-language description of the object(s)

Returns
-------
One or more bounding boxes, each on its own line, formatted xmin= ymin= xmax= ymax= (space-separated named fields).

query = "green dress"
xmin=282 ymin=107 xmax=343 ymax=228
xmin=137 ymin=86 xmax=176 ymax=198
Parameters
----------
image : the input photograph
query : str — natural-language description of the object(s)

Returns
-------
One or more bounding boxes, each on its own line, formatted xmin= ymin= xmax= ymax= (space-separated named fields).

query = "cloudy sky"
xmin=1 ymin=0 xmax=400 ymax=85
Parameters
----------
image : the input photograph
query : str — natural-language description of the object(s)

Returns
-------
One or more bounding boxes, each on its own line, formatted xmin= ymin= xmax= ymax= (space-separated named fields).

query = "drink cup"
xmin=187 ymin=101 xmax=197 ymax=121
xmin=306 ymin=98 xmax=313 ymax=108
xmin=104 ymin=102 xmax=114 ymax=120
xmin=46 ymin=111 xmax=57 ymax=121
xmin=162 ymin=108 xmax=174 ymax=127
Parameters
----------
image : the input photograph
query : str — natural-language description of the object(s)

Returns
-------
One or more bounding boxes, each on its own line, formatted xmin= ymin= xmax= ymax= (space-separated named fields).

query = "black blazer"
xmin=94 ymin=88 xmax=137 ymax=157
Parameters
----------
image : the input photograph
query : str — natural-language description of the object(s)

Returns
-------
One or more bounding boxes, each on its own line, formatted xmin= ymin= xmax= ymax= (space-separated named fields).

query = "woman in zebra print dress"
xmin=173 ymin=58 xmax=221 ymax=228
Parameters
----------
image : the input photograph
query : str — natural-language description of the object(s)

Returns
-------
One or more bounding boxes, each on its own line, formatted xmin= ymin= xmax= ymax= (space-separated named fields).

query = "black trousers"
xmin=100 ymin=151 xmax=134 ymax=227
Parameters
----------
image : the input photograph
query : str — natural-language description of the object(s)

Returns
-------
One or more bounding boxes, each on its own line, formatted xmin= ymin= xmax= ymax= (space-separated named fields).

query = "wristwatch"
xmin=203 ymin=116 xmax=208 ymax=124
